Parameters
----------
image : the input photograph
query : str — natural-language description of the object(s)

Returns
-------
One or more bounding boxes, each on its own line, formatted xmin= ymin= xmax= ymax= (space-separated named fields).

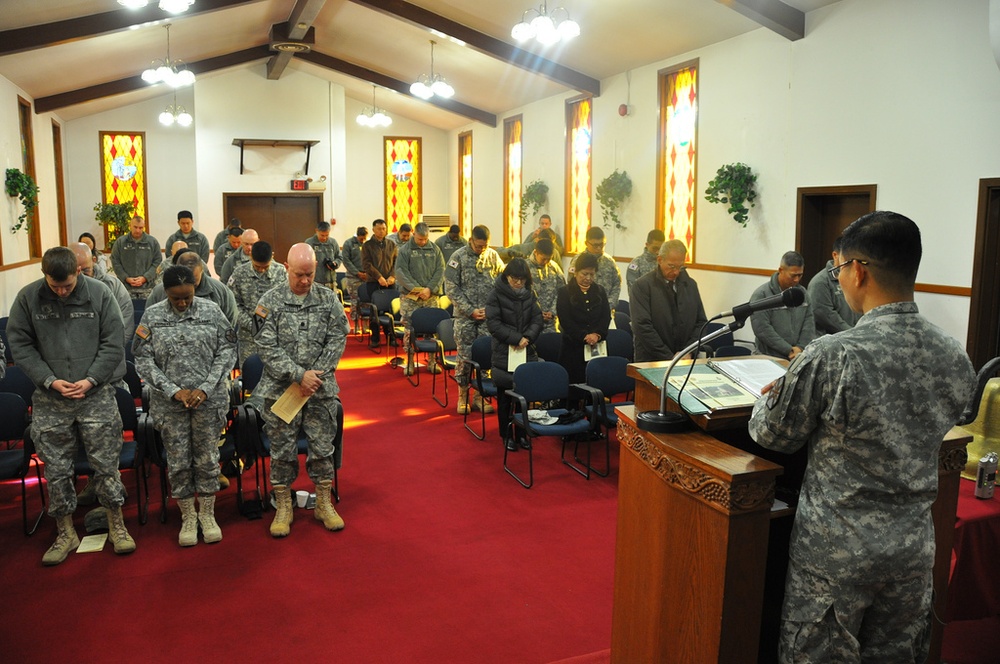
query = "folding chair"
xmin=534 ymin=331 xmax=563 ymax=363
xmin=0 ymin=393 xmax=45 ymax=535
xmin=406 ymin=307 xmax=451 ymax=387
xmin=464 ymin=336 xmax=498 ymax=440
xmin=605 ymin=328 xmax=634 ymax=361
xmin=432 ymin=317 xmax=458 ymax=408
xmin=582 ymin=355 xmax=634 ymax=467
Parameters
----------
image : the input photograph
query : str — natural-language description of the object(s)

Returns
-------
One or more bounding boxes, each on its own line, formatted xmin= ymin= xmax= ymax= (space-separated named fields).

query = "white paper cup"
xmin=295 ymin=490 xmax=309 ymax=508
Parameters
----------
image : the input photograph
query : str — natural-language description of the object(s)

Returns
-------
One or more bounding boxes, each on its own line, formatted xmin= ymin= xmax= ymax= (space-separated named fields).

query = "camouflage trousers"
xmin=262 ymin=396 xmax=339 ymax=486
xmin=30 ymin=384 xmax=126 ymax=517
xmin=454 ymin=317 xmax=490 ymax=387
xmin=343 ymin=276 xmax=363 ymax=319
xmin=128 ymin=285 xmax=154 ymax=301
xmin=151 ymin=397 xmax=226 ymax=499
xmin=778 ymin=557 xmax=932 ymax=664
xmin=399 ymin=296 xmax=441 ymax=353
xmin=237 ymin=328 xmax=257 ymax=369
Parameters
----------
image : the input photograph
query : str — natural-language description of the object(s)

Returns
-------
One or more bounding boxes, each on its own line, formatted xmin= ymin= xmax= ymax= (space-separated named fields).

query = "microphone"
xmin=717 ymin=287 xmax=805 ymax=321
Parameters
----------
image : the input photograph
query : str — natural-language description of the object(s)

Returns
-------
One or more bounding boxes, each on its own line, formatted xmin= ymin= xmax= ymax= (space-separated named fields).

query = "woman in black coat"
xmin=485 ymin=258 xmax=544 ymax=451
xmin=556 ymin=252 xmax=612 ymax=384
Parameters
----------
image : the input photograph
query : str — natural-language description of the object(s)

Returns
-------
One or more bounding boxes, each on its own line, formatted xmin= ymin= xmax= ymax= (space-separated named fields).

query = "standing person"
xmin=220 ymin=228 xmax=258 ymax=284
xmin=341 ymin=226 xmax=369 ymax=328
xmin=253 ymin=243 xmax=350 ymax=537
xmin=213 ymin=227 xmax=243 ymax=278
xmin=7 ymin=247 xmax=135 ymax=565
xmin=749 ymin=211 xmax=976 ymax=663
xmin=630 ymin=240 xmax=708 ymax=362
xmin=387 ymin=223 xmax=412 ymax=246
xmin=305 ymin=220 xmax=342 ymax=291
xmin=229 ymin=241 xmax=286 ymax=367
xmin=147 ymin=250 xmax=238 ymax=326
xmin=531 ymin=214 xmax=564 ymax=254
xmin=395 ymin=222 xmax=445 ymax=375
xmin=213 ymin=217 xmax=241 ymax=253
xmin=568 ymin=227 xmax=621 ymax=311
xmin=72 ymin=242 xmax=133 ymax=346
xmin=750 ymin=251 xmax=816 ymax=360
xmin=527 ymin=237 xmax=564 ymax=333
xmin=485 ymin=258 xmax=544 ymax=452
xmin=435 ymin=224 xmax=466 ymax=263
xmin=133 ymin=265 xmax=236 ymax=547
xmin=445 ymin=224 xmax=504 ymax=415
xmin=111 ymin=214 xmax=162 ymax=300
xmin=626 ymin=229 xmax=665 ymax=300
xmin=809 ymin=236 xmax=862 ymax=335
xmin=361 ymin=219 xmax=398 ymax=347
xmin=79 ymin=231 xmax=113 ymax=275
xmin=557 ymin=253 xmax=612 ymax=384
xmin=165 ymin=210 xmax=210 ymax=263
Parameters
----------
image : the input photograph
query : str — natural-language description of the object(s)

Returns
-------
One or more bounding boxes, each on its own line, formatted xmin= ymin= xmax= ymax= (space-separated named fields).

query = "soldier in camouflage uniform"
xmin=395 ymin=222 xmax=445 ymax=375
xmin=229 ymin=240 xmax=287 ymax=367
xmin=73 ymin=242 xmax=134 ymax=345
xmin=434 ymin=224 xmax=466 ymax=263
xmin=110 ymin=215 xmax=162 ymax=300
xmin=341 ymin=226 xmax=368 ymax=328
xmin=220 ymin=229 xmax=258 ymax=284
xmin=147 ymin=250 xmax=238 ymax=326
xmin=253 ymin=243 xmax=350 ymax=537
xmin=134 ymin=265 xmax=236 ymax=546
xmin=444 ymin=225 xmax=503 ymax=414
xmin=7 ymin=247 xmax=135 ymax=565
xmin=749 ymin=211 xmax=976 ymax=663
xmin=567 ymin=226 xmax=621 ymax=311
xmin=526 ymin=237 xmax=563 ymax=333
xmin=625 ymin=229 xmax=664 ymax=300
xmin=305 ymin=220 xmax=343 ymax=290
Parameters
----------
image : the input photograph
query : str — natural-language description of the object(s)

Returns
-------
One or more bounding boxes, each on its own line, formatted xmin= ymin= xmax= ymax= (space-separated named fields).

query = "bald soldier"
xmin=253 ymin=243 xmax=350 ymax=537
xmin=72 ymin=242 xmax=133 ymax=345
xmin=220 ymin=228 xmax=259 ymax=284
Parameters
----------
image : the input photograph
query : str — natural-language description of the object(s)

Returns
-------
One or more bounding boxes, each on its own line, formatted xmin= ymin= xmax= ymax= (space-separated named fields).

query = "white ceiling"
xmin=0 ymin=0 xmax=840 ymax=129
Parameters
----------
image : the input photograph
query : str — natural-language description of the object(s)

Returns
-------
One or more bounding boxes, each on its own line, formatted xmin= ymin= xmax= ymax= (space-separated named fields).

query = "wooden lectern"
xmin=610 ymin=359 xmax=971 ymax=664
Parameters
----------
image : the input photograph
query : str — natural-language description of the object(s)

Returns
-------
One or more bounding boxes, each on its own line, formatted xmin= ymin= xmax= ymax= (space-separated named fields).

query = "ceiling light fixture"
xmin=141 ymin=24 xmax=196 ymax=88
xmin=356 ymin=85 xmax=392 ymax=128
xmin=410 ymin=40 xmax=454 ymax=100
xmin=159 ymin=91 xmax=193 ymax=127
xmin=117 ymin=0 xmax=196 ymax=13
xmin=511 ymin=2 xmax=580 ymax=46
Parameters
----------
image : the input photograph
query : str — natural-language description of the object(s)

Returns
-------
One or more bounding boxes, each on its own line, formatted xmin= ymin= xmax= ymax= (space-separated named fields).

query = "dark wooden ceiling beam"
xmin=299 ymin=50 xmax=497 ymax=127
xmin=347 ymin=0 xmax=600 ymax=96
xmin=0 ymin=0 xmax=265 ymax=57
xmin=267 ymin=0 xmax=328 ymax=80
xmin=34 ymin=46 xmax=272 ymax=114
xmin=716 ymin=0 xmax=805 ymax=41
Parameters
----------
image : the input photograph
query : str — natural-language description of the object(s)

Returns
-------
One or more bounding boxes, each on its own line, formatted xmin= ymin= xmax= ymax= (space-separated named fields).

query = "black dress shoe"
xmin=518 ymin=437 xmax=531 ymax=450
xmin=504 ymin=437 xmax=519 ymax=452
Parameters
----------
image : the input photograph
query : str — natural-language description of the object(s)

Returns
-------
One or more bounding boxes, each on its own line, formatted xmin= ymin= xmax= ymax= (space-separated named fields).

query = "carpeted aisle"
xmin=0 ymin=335 xmax=620 ymax=663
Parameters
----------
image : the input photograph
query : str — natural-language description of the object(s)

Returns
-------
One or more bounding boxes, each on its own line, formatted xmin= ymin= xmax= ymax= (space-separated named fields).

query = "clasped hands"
xmin=51 ymin=379 xmax=94 ymax=400
xmin=174 ymin=388 xmax=209 ymax=409
xmin=299 ymin=369 xmax=325 ymax=398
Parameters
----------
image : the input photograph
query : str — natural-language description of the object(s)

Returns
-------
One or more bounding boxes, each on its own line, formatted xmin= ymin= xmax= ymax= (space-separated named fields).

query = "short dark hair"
xmin=839 ymin=210 xmax=922 ymax=291
xmin=42 ymin=247 xmax=78 ymax=281
xmin=316 ymin=221 xmax=331 ymax=232
xmin=537 ymin=228 xmax=556 ymax=242
xmin=832 ymin=236 xmax=844 ymax=253
xmin=646 ymin=229 xmax=666 ymax=243
xmin=399 ymin=223 xmax=412 ymax=233
xmin=228 ymin=227 xmax=244 ymax=238
xmin=172 ymin=247 xmax=195 ymax=264
xmin=471 ymin=225 xmax=490 ymax=241
xmin=502 ymin=257 xmax=533 ymax=288
xmin=177 ymin=210 xmax=193 ymax=221
xmin=251 ymin=241 xmax=273 ymax=262
xmin=414 ymin=222 xmax=430 ymax=237
xmin=372 ymin=219 xmax=387 ymax=229
xmin=780 ymin=251 xmax=805 ymax=268
xmin=78 ymin=231 xmax=97 ymax=245
xmin=356 ymin=226 xmax=369 ymax=237
xmin=585 ymin=226 xmax=605 ymax=241
xmin=539 ymin=214 xmax=552 ymax=222
xmin=229 ymin=218 xmax=242 ymax=227
xmin=162 ymin=265 xmax=197 ymax=290
xmin=448 ymin=224 xmax=460 ymax=234
xmin=574 ymin=252 xmax=599 ymax=273
xmin=535 ymin=238 xmax=554 ymax=256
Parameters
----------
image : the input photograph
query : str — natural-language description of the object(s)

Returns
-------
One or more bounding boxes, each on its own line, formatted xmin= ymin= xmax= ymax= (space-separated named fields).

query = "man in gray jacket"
xmin=395 ymin=222 xmax=445 ymax=374
xmin=164 ymin=210 xmax=210 ymax=263
xmin=146 ymin=250 xmax=238 ymax=326
xmin=750 ymin=251 xmax=816 ymax=360
xmin=7 ymin=247 xmax=135 ymax=565
xmin=110 ymin=215 xmax=161 ymax=300
xmin=808 ymin=237 xmax=861 ymax=335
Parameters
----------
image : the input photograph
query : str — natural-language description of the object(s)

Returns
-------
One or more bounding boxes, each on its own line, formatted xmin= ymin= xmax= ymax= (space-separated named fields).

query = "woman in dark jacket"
xmin=557 ymin=252 xmax=612 ymax=384
xmin=486 ymin=258 xmax=544 ymax=451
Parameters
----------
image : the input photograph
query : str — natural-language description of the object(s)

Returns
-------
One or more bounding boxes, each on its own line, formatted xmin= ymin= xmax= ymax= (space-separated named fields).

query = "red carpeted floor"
xmin=0 ymin=337 xmax=619 ymax=664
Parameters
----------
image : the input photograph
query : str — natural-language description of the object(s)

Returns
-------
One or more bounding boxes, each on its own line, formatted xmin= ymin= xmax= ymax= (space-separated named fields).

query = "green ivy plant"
xmin=595 ymin=169 xmax=633 ymax=231
xmin=5 ymin=168 xmax=39 ymax=233
xmin=519 ymin=179 xmax=548 ymax=225
xmin=704 ymin=162 xmax=757 ymax=226
xmin=94 ymin=200 xmax=136 ymax=250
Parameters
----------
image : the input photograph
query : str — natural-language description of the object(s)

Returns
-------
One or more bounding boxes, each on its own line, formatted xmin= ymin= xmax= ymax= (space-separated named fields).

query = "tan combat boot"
xmin=177 ymin=497 xmax=199 ymax=547
xmin=198 ymin=494 xmax=223 ymax=544
xmin=456 ymin=390 xmax=470 ymax=415
xmin=269 ymin=485 xmax=294 ymax=538
xmin=42 ymin=515 xmax=80 ymax=566
xmin=76 ymin=477 xmax=97 ymax=506
xmin=314 ymin=480 xmax=345 ymax=531
xmin=106 ymin=506 xmax=136 ymax=555
xmin=473 ymin=393 xmax=494 ymax=414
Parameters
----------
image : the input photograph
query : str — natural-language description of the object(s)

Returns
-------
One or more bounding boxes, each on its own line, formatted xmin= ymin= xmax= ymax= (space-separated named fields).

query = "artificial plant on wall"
xmin=596 ymin=169 xmax=633 ymax=231
xmin=704 ymin=162 xmax=757 ymax=227
xmin=94 ymin=200 xmax=136 ymax=249
xmin=519 ymin=179 xmax=548 ymax=225
xmin=5 ymin=168 xmax=39 ymax=233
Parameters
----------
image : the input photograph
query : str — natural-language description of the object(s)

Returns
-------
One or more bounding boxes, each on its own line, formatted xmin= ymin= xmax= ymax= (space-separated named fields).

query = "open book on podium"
xmin=634 ymin=356 xmax=787 ymax=415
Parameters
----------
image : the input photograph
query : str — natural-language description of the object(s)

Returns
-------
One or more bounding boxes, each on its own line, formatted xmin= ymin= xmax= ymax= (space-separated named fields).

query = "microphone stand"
xmin=636 ymin=318 xmax=747 ymax=433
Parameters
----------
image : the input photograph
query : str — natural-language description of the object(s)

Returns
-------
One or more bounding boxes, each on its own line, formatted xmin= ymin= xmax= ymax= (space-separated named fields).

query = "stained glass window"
xmin=503 ymin=116 xmax=523 ymax=247
xmin=566 ymin=97 xmax=592 ymax=255
xmin=657 ymin=62 xmax=698 ymax=257
xmin=384 ymin=137 xmax=422 ymax=231
xmin=100 ymin=131 xmax=148 ymax=248
xmin=458 ymin=131 xmax=473 ymax=237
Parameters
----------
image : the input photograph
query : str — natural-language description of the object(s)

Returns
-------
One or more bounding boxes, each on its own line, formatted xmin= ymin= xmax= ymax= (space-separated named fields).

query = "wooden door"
xmin=967 ymin=178 xmax=1000 ymax=369
xmin=796 ymin=185 xmax=877 ymax=287
xmin=223 ymin=193 xmax=322 ymax=264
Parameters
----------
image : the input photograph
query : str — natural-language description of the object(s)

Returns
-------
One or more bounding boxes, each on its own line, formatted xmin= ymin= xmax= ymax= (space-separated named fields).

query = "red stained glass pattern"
xmin=101 ymin=132 xmax=147 ymax=246
xmin=568 ymin=98 xmax=592 ymax=255
xmin=384 ymin=137 xmax=421 ymax=230
xmin=661 ymin=67 xmax=698 ymax=257
xmin=504 ymin=118 xmax=523 ymax=246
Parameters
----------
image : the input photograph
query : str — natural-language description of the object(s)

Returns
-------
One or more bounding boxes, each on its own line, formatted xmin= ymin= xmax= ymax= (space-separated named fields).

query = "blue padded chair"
xmin=406 ymin=307 xmax=451 ymax=388
xmin=505 ymin=362 xmax=601 ymax=489
xmin=464 ymin=336 xmax=499 ymax=440
xmin=583 ymin=355 xmax=634 ymax=455
xmin=0 ymin=365 xmax=36 ymax=408
xmin=0 ymin=393 xmax=45 ymax=535
xmin=713 ymin=345 xmax=753 ymax=357
xmin=534 ymin=331 xmax=562 ymax=363
xmin=613 ymin=311 xmax=631 ymax=333
xmin=605 ymin=328 xmax=634 ymax=362
xmin=616 ymin=300 xmax=630 ymax=316
xmin=432 ymin=317 xmax=458 ymax=408
xmin=369 ymin=287 xmax=402 ymax=357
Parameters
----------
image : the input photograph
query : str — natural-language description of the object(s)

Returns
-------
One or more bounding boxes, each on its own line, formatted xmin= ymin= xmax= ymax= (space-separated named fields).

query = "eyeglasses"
xmin=827 ymin=257 xmax=870 ymax=279
xmin=662 ymin=263 xmax=687 ymax=272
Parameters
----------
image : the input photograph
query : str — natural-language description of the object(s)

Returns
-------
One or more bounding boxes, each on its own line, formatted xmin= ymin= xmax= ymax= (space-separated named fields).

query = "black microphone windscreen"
xmin=782 ymin=287 xmax=805 ymax=307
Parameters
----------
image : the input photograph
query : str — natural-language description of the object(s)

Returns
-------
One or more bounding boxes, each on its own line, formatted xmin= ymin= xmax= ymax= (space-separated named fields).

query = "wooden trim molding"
xmin=0 ymin=258 xmax=42 ymax=272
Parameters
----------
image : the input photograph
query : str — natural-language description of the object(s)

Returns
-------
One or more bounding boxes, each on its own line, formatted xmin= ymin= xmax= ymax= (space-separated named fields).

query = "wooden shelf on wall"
xmin=231 ymin=139 xmax=319 ymax=175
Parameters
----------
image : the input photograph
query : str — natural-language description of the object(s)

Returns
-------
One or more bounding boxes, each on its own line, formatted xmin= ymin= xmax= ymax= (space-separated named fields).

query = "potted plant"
xmin=704 ymin=162 xmax=757 ymax=227
xmin=596 ymin=169 xmax=633 ymax=231
xmin=5 ymin=168 xmax=39 ymax=233
xmin=94 ymin=200 xmax=136 ymax=249
xmin=519 ymin=179 xmax=548 ymax=226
